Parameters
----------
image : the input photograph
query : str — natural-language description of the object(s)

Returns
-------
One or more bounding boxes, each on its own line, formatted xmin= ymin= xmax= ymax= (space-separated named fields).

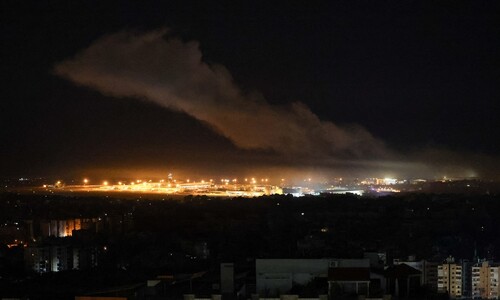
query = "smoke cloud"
xmin=54 ymin=29 xmax=388 ymax=161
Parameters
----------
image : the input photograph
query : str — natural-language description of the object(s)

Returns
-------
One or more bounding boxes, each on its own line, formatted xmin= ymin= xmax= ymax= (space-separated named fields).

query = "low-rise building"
xmin=256 ymin=258 xmax=369 ymax=297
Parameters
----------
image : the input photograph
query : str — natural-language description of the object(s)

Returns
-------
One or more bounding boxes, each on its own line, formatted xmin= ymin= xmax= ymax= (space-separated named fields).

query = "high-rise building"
xmin=40 ymin=219 xmax=82 ymax=238
xmin=25 ymin=243 xmax=99 ymax=273
xmin=25 ymin=244 xmax=73 ymax=273
xmin=438 ymin=257 xmax=464 ymax=299
xmin=472 ymin=261 xmax=500 ymax=299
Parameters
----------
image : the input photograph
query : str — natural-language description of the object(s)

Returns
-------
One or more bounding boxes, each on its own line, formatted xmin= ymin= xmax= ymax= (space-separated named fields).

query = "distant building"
xmin=35 ymin=218 xmax=104 ymax=238
xmin=40 ymin=219 xmax=82 ymax=237
xmin=25 ymin=244 xmax=72 ymax=273
xmin=472 ymin=261 xmax=500 ymax=299
xmin=72 ymin=246 xmax=100 ymax=270
xmin=24 ymin=241 xmax=99 ymax=273
xmin=28 ymin=215 xmax=133 ymax=240
xmin=256 ymin=258 xmax=369 ymax=297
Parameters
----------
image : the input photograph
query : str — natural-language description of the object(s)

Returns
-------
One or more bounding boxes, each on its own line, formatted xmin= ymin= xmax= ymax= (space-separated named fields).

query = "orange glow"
xmin=37 ymin=176 xmax=284 ymax=197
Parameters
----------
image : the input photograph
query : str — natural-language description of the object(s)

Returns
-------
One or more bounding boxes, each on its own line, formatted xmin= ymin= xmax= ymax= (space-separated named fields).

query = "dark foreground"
xmin=0 ymin=192 xmax=499 ymax=299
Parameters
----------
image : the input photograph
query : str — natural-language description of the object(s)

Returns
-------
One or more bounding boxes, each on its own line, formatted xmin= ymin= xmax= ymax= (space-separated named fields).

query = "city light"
xmin=36 ymin=175 xmax=284 ymax=197
xmin=33 ymin=174 xmax=431 ymax=198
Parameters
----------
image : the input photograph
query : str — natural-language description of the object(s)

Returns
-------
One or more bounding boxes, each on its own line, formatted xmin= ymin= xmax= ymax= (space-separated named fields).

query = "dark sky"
xmin=1 ymin=1 xmax=500 ymax=180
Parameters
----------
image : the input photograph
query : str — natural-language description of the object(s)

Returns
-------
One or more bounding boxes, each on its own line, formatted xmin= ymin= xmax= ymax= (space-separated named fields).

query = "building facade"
xmin=25 ymin=243 xmax=99 ymax=273
xmin=438 ymin=260 xmax=463 ymax=298
xmin=256 ymin=259 xmax=369 ymax=297
xmin=472 ymin=261 xmax=500 ymax=299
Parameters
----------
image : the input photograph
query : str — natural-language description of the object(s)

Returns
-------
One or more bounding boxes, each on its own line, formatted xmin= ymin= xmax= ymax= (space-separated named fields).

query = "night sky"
xmin=1 ymin=1 xmax=500 ymax=180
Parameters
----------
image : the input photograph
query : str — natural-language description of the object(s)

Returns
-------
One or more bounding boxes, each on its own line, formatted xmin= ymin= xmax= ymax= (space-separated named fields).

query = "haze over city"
xmin=2 ymin=1 xmax=500 ymax=181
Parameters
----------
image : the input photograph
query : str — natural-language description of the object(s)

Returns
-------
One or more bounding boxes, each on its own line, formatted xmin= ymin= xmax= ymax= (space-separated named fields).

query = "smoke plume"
xmin=54 ymin=29 xmax=388 ymax=160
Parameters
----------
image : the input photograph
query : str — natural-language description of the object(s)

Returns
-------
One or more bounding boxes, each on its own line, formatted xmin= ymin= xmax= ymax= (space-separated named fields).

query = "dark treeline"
xmin=1 ymin=192 xmax=498 ymax=261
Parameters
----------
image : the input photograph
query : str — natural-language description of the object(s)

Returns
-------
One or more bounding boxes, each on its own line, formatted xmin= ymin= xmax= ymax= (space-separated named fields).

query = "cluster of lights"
xmin=374 ymin=187 xmax=401 ymax=193
xmin=45 ymin=176 xmax=280 ymax=187
xmin=42 ymin=175 xmax=283 ymax=197
xmin=359 ymin=178 xmax=401 ymax=185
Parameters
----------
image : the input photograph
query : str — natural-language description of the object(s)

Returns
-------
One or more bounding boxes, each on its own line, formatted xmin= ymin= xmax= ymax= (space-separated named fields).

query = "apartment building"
xmin=472 ymin=261 xmax=500 ymax=299
xmin=438 ymin=261 xmax=463 ymax=298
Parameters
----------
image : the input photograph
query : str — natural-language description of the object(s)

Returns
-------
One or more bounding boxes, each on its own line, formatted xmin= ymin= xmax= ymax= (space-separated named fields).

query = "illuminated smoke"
xmin=54 ymin=29 xmax=388 ymax=160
